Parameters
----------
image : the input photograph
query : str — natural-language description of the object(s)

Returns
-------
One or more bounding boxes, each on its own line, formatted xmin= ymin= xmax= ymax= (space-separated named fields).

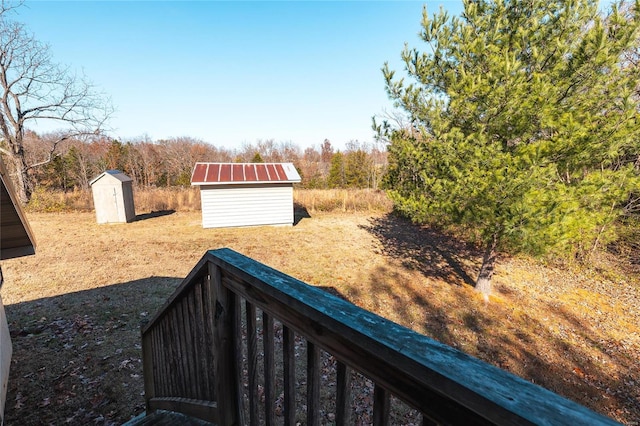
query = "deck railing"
xmin=141 ymin=248 xmax=617 ymax=425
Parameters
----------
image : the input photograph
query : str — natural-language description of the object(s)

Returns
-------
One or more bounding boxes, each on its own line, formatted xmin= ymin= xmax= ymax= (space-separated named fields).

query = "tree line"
xmin=21 ymin=133 xmax=387 ymax=192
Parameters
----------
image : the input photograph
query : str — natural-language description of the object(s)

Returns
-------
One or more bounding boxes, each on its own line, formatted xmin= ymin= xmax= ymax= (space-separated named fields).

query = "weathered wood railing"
xmin=141 ymin=248 xmax=618 ymax=425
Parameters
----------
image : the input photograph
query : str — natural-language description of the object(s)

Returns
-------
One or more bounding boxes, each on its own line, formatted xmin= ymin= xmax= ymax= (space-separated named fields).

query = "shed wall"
xmin=200 ymin=183 xmax=294 ymax=228
xmin=121 ymin=182 xmax=136 ymax=222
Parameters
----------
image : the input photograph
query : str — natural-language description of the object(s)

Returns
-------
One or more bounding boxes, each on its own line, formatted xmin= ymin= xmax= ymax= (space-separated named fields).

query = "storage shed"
xmin=90 ymin=170 xmax=136 ymax=224
xmin=191 ymin=162 xmax=301 ymax=228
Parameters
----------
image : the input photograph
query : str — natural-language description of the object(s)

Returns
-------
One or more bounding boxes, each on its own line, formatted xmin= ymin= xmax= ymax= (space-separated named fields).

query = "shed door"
xmin=95 ymin=186 xmax=120 ymax=223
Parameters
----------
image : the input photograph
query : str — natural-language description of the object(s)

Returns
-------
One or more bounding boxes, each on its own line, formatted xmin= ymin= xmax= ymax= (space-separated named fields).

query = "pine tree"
xmin=344 ymin=150 xmax=371 ymax=188
xmin=328 ymin=152 xmax=346 ymax=188
xmin=382 ymin=0 xmax=640 ymax=298
xmin=104 ymin=140 xmax=128 ymax=172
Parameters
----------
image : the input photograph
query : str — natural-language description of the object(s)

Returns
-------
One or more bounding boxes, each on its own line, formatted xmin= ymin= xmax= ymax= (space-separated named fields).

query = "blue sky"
xmin=16 ymin=1 xmax=464 ymax=151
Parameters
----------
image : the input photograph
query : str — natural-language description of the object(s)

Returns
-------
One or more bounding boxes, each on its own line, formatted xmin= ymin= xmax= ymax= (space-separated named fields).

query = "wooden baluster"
xmin=152 ymin=326 xmax=163 ymax=394
xmin=421 ymin=412 xmax=439 ymax=426
xmin=210 ymin=263 xmax=241 ymax=425
xmin=167 ymin=309 xmax=183 ymax=395
xmin=335 ymin=361 xmax=351 ymax=426
xmin=263 ymin=313 xmax=276 ymax=426
xmin=158 ymin=323 xmax=169 ymax=395
xmin=202 ymin=271 xmax=216 ymax=400
xmin=160 ymin=318 xmax=177 ymax=396
xmin=373 ymin=384 xmax=390 ymax=426
xmin=246 ymin=301 xmax=259 ymax=426
xmin=174 ymin=300 xmax=189 ymax=396
xmin=193 ymin=280 xmax=210 ymax=400
xmin=179 ymin=297 xmax=189 ymax=397
xmin=234 ymin=295 xmax=244 ymax=421
xmin=283 ymin=325 xmax=296 ymax=426
xmin=183 ymin=293 xmax=198 ymax=399
xmin=306 ymin=342 xmax=320 ymax=426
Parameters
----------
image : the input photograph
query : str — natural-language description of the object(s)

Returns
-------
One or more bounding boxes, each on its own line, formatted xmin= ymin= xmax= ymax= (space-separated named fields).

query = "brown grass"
xmin=27 ymin=186 xmax=203 ymax=213
xmin=2 ymin=195 xmax=639 ymax=425
xmin=293 ymin=188 xmax=393 ymax=212
xmin=26 ymin=187 xmax=393 ymax=215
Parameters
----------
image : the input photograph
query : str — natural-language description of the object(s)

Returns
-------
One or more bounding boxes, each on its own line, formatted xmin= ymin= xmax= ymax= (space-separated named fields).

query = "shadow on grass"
xmin=360 ymin=213 xmax=478 ymax=287
xmin=317 ymin=286 xmax=350 ymax=301
xmin=4 ymin=276 xmax=182 ymax=426
xmin=134 ymin=209 xmax=176 ymax=221
xmin=344 ymin=253 xmax=639 ymax=423
xmin=293 ymin=203 xmax=311 ymax=226
xmin=341 ymin=241 xmax=640 ymax=424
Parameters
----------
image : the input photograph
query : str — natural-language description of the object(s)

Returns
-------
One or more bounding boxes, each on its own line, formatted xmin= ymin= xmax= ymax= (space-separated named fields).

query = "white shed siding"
xmin=200 ymin=183 xmax=293 ymax=228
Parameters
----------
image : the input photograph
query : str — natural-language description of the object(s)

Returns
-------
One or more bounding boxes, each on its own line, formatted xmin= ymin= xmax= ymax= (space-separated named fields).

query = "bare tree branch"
xmin=0 ymin=10 xmax=113 ymax=202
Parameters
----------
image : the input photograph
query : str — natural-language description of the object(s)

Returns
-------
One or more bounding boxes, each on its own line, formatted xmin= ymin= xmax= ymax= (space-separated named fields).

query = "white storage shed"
xmin=191 ymin=162 xmax=301 ymax=228
xmin=90 ymin=170 xmax=136 ymax=224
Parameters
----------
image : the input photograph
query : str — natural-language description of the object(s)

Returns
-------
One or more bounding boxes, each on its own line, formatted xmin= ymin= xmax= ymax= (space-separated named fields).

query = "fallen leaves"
xmin=6 ymin=309 xmax=146 ymax=425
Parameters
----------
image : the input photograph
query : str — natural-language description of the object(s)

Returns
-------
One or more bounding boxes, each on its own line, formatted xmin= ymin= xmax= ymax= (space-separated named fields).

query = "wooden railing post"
xmin=246 ymin=301 xmax=259 ymax=426
xmin=210 ymin=262 xmax=242 ymax=425
xmin=306 ymin=341 xmax=320 ymax=426
xmin=373 ymin=384 xmax=390 ymax=426
xmin=141 ymin=327 xmax=155 ymax=414
xmin=283 ymin=325 xmax=296 ymax=426
xmin=335 ymin=361 xmax=351 ymax=425
xmin=263 ymin=312 xmax=276 ymax=426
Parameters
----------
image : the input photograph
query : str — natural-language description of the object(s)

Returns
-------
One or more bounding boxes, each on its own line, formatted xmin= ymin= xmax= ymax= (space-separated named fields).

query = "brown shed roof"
xmin=191 ymin=162 xmax=301 ymax=186
xmin=0 ymin=157 xmax=35 ymax=260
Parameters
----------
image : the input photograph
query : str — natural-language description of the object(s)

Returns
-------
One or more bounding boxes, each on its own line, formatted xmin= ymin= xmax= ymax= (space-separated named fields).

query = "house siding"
xmin=0 ymin=158 xmax=35 ymax=260
xmin=200 ymin=183 xmax=293 ymax=228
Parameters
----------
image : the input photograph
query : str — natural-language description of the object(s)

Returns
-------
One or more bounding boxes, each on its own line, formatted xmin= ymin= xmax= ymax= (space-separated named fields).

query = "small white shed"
xmin=191 ymin=162 xmax=301 ymax=228
xmin=90 ymin=170 xmax=136 ymax=224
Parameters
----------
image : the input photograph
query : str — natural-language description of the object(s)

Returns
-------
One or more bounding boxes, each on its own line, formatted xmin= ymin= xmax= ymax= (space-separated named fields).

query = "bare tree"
xmin=0 ymin=11 xmax=112 ymax=203
xmin=159 ymin=137 xmax=230 ymax=186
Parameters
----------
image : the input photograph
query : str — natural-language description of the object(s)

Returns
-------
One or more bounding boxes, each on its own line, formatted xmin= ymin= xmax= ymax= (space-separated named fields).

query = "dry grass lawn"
xmin=0 ymin=207 xmax=638 ymax=425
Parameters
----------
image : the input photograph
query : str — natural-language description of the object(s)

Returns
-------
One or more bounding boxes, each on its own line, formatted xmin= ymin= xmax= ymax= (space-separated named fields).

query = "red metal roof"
xmin=191 ymin=163 xmax=301 ymax=185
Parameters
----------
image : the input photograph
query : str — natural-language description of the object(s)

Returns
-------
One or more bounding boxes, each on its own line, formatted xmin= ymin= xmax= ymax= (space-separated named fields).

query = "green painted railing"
xmin=141 ymin=248 xmax=618 ymax=425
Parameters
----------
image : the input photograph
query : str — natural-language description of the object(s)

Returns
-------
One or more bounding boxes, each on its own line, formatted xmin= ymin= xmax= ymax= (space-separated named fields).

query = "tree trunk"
xmin=475 ymin=234 xmax=498 ymax=301
xmin=11 ymin=149 xmax=32 ymax=204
